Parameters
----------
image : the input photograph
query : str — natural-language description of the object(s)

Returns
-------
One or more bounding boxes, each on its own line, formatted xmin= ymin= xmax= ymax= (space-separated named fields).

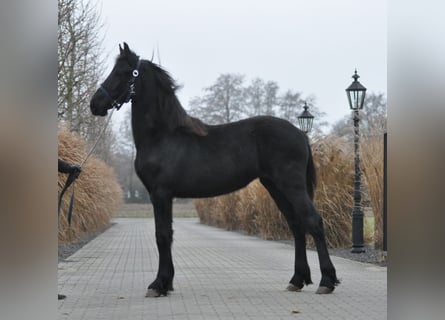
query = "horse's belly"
xmin=173 ymin=165 xmax=257 ymax=198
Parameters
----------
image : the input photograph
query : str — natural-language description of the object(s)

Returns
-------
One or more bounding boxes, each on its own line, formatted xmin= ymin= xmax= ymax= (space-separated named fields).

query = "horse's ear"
xmin=119 ymin=44 xmax=123 ymax=55
xmin=123 ymin=42 xmax=130 ymax=56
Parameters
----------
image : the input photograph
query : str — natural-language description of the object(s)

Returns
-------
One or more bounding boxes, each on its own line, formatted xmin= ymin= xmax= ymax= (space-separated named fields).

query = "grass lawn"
xmin=364 ymin=214 xmax=375 ymax=245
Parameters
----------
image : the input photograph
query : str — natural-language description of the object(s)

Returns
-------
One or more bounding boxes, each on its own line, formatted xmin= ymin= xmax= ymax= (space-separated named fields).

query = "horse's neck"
xmin=130 ymin=99 xmax=164 ymax=149
xmin=130 ymin=103 xmax=148 ymax=149
xmin=130 ymin=87 xmax=197 ymax=149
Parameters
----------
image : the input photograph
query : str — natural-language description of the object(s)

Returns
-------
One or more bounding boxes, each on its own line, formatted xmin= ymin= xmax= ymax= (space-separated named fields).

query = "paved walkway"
xmin=58 ymin=218 xmax=387 ymax=320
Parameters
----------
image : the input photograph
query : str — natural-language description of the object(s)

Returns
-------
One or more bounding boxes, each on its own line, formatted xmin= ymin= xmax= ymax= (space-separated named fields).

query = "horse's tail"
xmin=306 ymin=142 xmax=317 ymax=201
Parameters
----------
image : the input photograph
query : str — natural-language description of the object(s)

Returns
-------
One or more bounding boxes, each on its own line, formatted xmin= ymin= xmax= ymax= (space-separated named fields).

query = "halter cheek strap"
xmin=99 ymin=86 xmax=119 ymax=108
xmin=100 ymin=57 xmax=141 ymax=110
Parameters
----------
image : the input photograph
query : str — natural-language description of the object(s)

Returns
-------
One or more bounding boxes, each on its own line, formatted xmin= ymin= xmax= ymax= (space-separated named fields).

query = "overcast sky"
xmin=95 ymin=0 xmax=386 ymax=130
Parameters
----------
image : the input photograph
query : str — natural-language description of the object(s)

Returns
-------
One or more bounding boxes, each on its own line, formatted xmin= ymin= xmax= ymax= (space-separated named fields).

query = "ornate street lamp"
xmin=298 ymin=101 xmax=314 ymax=134
xmin=346 ymin=69 xmax=367 ymax=253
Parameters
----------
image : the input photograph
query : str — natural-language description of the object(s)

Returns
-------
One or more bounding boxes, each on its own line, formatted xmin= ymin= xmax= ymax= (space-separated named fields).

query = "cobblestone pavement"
xmin=58 ymin=218 xmax=387 ymax=320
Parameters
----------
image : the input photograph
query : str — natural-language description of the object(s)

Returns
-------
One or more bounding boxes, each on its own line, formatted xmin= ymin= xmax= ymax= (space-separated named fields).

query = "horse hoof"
xmin=315 ymin=286 xmax=334 ymax=294
xmin=286 ymin=283 xmax=302 ymax=292
xmin=145 ymin=289 xmax=161 ymax=298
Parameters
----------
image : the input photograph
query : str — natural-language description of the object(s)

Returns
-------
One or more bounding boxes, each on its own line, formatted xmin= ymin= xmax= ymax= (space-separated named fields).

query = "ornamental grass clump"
xmin=311 ymin=135 xmax=353 ymax=248
xmin=361 ymin=135 xmax=384 ymax=248
xmin=58 ymin=129 xmax=123 ymax=242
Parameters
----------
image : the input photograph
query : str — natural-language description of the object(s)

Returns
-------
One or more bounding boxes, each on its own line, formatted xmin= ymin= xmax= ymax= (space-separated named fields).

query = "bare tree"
xmin=245 ymin=78 xmax=266 ymax=117
xmin=58 ymin=0 xmax=109 ymax=153
xmin=361 ymin=92 xmax=387 ymax=136
xmin=188 ymin=73 xmax=326 ymax=133
xmin=263 ymin=81 xmax=279 ymax=116
xmin=331 ymin=92 xmax=387 ymax=140
xmin=189 ymin=74 xmax=246 ymax=124
xmin=331 ymin=117 xmax=352 ymax=140
xmin=278 ymin=90 xmax=303 ymax=124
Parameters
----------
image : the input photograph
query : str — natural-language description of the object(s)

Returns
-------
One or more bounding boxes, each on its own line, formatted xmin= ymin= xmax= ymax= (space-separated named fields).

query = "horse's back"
xmin=200 ymin=115 xmax=308 ymax=173
xmin=247 ymin=116 xmax=308 ymax=153
xmin=249 ymin=116 xmax=309 ymax=181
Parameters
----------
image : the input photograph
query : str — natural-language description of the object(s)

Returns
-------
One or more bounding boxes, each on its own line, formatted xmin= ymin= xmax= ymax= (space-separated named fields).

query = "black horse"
xmin=90 ymin=43 xmax=339 ymax=297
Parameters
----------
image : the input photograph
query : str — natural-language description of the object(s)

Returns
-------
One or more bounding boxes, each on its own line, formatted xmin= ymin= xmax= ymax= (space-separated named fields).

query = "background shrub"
xmin=58 ymin=129 xmax=123 ymax=242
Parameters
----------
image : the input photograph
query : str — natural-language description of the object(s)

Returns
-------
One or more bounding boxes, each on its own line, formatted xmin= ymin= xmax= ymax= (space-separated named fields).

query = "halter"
xmin=99 ymin=57 xmax=141 ymax=110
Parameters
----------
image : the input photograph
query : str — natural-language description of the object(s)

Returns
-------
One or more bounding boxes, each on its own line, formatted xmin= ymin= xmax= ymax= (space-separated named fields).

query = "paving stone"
xmin=59 ymin=218 xmax=387 ymax=319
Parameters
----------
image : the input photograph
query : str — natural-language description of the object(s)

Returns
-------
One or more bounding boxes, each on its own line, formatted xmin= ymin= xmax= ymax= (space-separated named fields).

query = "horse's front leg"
xmin=146 ymin=190 xmax=175 ymax=297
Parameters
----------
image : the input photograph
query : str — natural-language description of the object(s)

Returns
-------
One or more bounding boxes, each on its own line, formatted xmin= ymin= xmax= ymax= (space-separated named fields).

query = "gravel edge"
xmin=325 ymin=246 xmax=387 ymax=267
xmin=58 ymin=224 xmax=113 ymax=262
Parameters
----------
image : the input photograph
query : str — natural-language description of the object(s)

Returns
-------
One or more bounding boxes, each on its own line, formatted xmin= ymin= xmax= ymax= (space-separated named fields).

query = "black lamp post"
xmin=346 ymin=69 xmax=367 ymax=253
xmin=298 ymin=101 xmax=314 ymax=134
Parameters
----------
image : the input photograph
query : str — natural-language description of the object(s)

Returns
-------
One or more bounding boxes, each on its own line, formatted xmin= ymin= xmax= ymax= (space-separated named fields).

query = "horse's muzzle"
xmin=90 ymin=93 xmax=109 ymax=116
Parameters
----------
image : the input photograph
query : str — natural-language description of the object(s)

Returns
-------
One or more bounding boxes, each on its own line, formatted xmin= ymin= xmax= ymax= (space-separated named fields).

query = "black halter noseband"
xmin=99 ymin=57 xmax=141 ymax=110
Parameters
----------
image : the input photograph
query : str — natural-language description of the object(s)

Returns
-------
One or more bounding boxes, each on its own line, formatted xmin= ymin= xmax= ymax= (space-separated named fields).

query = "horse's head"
xmin=90 ymin=42 xmax=140 ymax=116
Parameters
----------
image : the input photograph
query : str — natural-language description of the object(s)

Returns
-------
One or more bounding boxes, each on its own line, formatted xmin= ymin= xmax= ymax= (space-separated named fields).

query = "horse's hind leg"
xmin=260 ymin=178 xmax=312 ymax=291
xmin=304 ymin=204 xmax=340 ymax=294
xmin=286 ymin=191 xmax=339 ymax=293
xmin=267 ymin=176 xmax=339 ymax=294
xmin=145 ymin=189 xmax=175 ymax=297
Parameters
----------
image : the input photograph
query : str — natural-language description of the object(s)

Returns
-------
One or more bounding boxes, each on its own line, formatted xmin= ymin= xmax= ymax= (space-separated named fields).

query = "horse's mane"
xmin=141 ymin=60 xmax=208 ymax=136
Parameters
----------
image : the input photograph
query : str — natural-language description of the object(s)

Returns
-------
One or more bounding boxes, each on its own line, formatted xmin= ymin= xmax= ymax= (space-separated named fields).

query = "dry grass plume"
xmin=311 ymin=135 xmax=353 ymax=247
xmin=361 ymin=135 xmax=384 ymax=248
xmin=58 ymin=129 xmax=123 ymax=243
